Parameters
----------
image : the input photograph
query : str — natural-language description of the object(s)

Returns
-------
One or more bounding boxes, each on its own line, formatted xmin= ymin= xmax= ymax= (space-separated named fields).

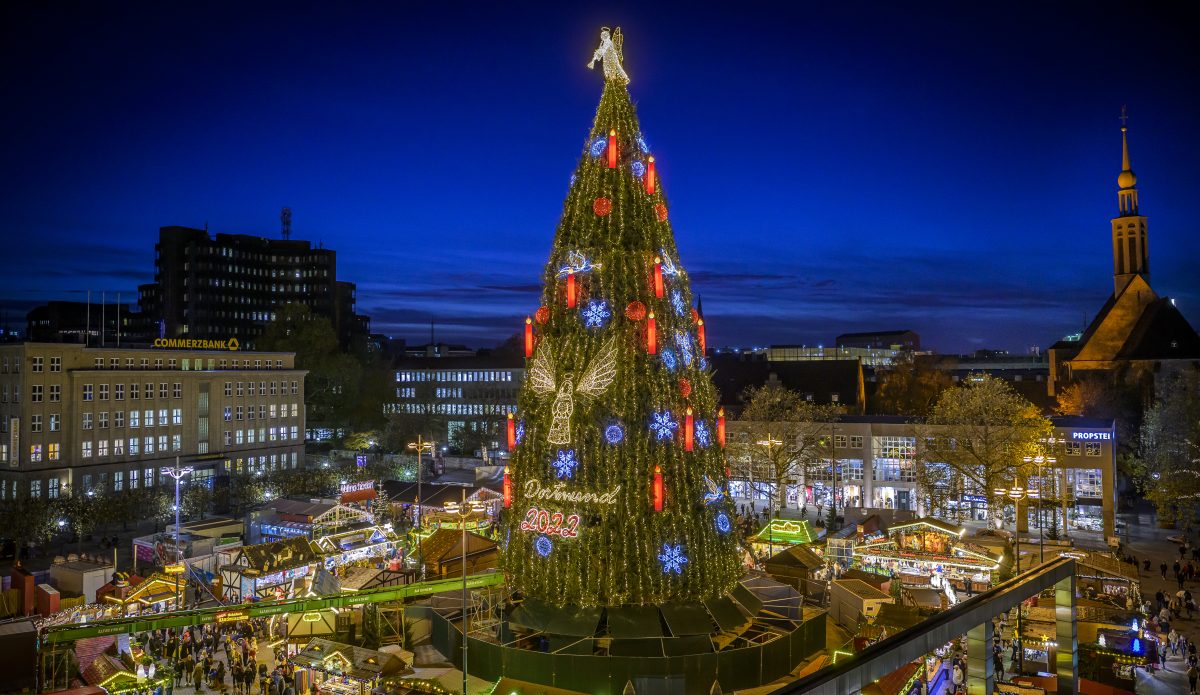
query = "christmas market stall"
xmin=219 ymin=536 xmax=321 ymax=602
xmin=416 ymin=528 xmax=498 ymax=579
xmin=751 ymin=519 xmax=822 ymax=556
xmin=290 ymin=638 xmax=409 ymax=695
xmin=315 ymin=525 xmax=398 ymax=572
xmin=764 ymin=544 xmax=828 ymax=598
xmin=854 ymin=517 xmax=1001 ymax=597
xmin=103 ymin=571 xmax=186 ymax=616
xmin=1061 ymin=550 xmax=1141 ymax=603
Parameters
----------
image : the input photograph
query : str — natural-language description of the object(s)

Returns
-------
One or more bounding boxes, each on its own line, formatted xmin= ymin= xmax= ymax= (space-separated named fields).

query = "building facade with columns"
xmin=726 ymin=415 xmax=1117 ymax=538
xmin=0 ymin=342 xmax=306 ymax=501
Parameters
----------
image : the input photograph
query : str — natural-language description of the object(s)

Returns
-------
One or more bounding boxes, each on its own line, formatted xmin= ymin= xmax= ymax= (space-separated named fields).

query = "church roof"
xmin=1115 ymin=297 xmax=1200 ymax=360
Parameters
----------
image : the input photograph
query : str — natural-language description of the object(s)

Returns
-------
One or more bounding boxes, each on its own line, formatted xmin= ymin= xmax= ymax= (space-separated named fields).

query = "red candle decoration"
xmin=503 ymin=467 xmax=512 ymax=509
xmin=697 ymin=319 xmax=707 ymax=354
xmin=717 ymin=408 xmax=726 ymax=448
xmin=607 ymin=128 xmax=618 ymax=169
xmin=647 ymin=311 xmax=657 ymax=354
xmin=652 ymin=464 xmax=664 ymax=512
xmin=653 ymin=256 xmax=664 ymax=298
xmin=506 ymin=412 xmax=516 ymax=451
xmin=524 ymin=317 xmax=534 ymax=358
xmin=566 ymin=270 xmax=577 ymax=309
xmin=645 ymin=156 xmax=656 ymax=194
xmin=684 ymin=407 xmax=694 ymax=452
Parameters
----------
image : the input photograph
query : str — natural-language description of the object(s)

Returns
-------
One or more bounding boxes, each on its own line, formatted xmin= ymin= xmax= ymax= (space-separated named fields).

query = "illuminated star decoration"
xmin=631 ymin=160 xmax=645 ymax=178
xmin=552 ymin=449 xmax=580 ymax=479
xmin=715 ymin=512 xmax=732 ymax=534
xmin=695 ymin=420 xmax=712 ymax=448
xmin=658 ymin=543 xmax=688 ymax=574
xmin=702 ymin=475 xmax=726 ymax=505
xmin=649 ymin=410 xmax=678 ymax=441
xmin=515 ymin=420 xmax=526 ymax=445
xmin=589 ymin=136 xmax=607 ymax=157
xmin=535 ymin=535 xmax=554 ymax=558
xmin=582 ymin=300 xmax=611 ymax=329
xmin=660 ymin=348 xmax=678 ymax=372
xmin=675 ymin=331 xmax=694 ymax=367
xmin=557 ymin=250 xmax=602 ymax=277
xmin=670 ymin=289 xmax=687 ymax=317
xmin=604 ymin=423 xmax=625 ymax=445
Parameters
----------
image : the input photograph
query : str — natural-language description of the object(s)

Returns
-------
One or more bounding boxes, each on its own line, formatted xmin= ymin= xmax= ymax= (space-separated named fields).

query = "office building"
xmin=26 ymin=300 xmax=153 ymax=345
xmin=138 ymin=225 xmax=369 ymax=348
xmin=0 ymin=343 xmax=306 ymax=499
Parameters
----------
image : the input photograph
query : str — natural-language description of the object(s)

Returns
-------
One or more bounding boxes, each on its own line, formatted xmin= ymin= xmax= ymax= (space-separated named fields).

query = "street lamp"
xmin=994 ymin=483 xmax=1039 ymax=678
xmin=1023 ymin=449 xmax=1058 ymax=564
xmin=406 ymin=436 xmax=437 ymax=529
xmin=160 ymin=458 xmax=192 ymax=680
xmin=444 ymin=490 xmax=486 ymax=695
xmin=755 ymin=434 xmax=782 ymax=517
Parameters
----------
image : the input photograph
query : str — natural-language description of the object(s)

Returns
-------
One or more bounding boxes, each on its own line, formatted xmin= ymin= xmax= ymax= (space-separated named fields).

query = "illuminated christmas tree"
xmin=501 ymin=27 xmax=741 ymax=607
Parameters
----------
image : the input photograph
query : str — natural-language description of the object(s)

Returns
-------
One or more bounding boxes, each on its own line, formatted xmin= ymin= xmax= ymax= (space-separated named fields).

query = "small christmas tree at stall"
xmin=501 ymin=26 xmax=742 ymax=607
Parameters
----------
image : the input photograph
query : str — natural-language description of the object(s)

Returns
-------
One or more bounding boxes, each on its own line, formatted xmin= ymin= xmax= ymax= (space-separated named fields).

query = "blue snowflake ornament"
xmin=658 ymin=543 xmax=688 ymax=574
xmin=631 ymin=160 xmax=645 ymax=178
xmin=515 ymin=420 xmax=526 ymax=445
xmin=535 ymin=535 xmax=554 ymax=558
xmin=660 ymin=348 xmax=678 ymax=372
xmin=582 ymin=300 xmax=611 ymax=329
xmin=699 ymin=357 xmax=709 ymax=371
xmin=675 ymin=331 xmax=694 ymax=367
xmin=715 ymin=512 xmax=732 ymax=534
xmin=694 ymin=420 xmax=712 ymax=448
xmin=650 ymin=410 xmax=679 ymax=441
xmin=589 ymin=136 xmax=607 ymax=157
xmin=604 ymin=423 xmax=625 ymax=445
xmin=670 ymin=289 xmax=687 ymax=317
xmin=552 ymin=449 xmax=579 ymax=479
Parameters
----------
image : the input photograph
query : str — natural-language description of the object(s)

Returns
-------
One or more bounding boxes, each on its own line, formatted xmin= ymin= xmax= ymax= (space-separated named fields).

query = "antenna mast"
xmin=281 ymin=207 xmax=293 ymax=241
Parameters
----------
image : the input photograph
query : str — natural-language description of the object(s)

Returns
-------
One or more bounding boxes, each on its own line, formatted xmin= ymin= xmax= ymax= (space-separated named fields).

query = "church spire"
xmin=1117 ymin=106 xmax=1138 ymax=216
xmin=1111 ymin=106 xmax=1148 ymax=296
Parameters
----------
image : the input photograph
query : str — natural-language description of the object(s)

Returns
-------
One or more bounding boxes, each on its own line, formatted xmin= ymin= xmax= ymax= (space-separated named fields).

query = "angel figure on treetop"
xmin=588 ymin=26 xmax=629 ymax=83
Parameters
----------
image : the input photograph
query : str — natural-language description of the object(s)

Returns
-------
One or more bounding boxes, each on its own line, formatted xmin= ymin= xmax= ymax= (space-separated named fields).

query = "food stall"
xmin=291 ymin=638 xmax=409 ymax=695
xmin=315 ymin=525 xmax=397 ymax=572
xmin=219 ymin=536 xmax=321 ymax=602
xmin=854 ymin=517 xmax=1001 ymax=597
xmin=103 ymin=571 xmax=187 ymax=616
xmin=751 ymin=519 xmax=822 ymax=556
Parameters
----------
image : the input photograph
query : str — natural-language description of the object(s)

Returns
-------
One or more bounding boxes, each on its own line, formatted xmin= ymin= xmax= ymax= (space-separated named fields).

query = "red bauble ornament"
xmin=534 ymin=306 xmax=550 ymax=324
xmin=678 ymin=378 xmax=692 ymax=398
xmin=655 ymin=202 xmax=668 ymax=222
xmin=593 ymin=197 xmax=612 ymax=216
xmin=625 ymin=301 xmax=646 ymax=321
xmin=691 ymin=308 xmax=701 ymax=322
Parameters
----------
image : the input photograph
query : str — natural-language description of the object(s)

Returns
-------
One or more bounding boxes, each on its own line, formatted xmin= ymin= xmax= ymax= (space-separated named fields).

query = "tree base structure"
xmin=424 ymin=575 xmax=825 ymax=694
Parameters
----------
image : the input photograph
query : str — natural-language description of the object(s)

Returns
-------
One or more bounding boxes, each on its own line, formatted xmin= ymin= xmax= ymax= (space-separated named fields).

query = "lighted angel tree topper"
xmin=501 ymin=27 xmax=741 ymax=607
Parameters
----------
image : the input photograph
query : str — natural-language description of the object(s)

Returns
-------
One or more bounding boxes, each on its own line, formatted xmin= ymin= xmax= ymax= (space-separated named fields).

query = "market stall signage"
xmin=340 ymin=480 xmax=375 ymax=494
xmin=163 ymin=563 xmax=186 ymax=575
xmin=216 ymin=610 xmax=249 ymax=624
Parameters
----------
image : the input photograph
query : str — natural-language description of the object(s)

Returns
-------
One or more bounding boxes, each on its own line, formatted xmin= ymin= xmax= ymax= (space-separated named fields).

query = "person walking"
xmin=1189 ymin=664 xmax=1198 ymax=694
xmin=993 ymin=651 xmax=1005 ymax=682
xmin=1172 ymin=629 xmax=1181 ymax=655
xmin=193 ymin=661 xmax=207 ymax=694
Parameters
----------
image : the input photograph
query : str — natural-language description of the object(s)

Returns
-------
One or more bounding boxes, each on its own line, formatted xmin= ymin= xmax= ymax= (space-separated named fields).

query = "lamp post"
xmin=444 ymin=490 xmax=486 ymax=695
xmin=756 ymin=434 xmax=783 ymax=551
xmin=994 ymin=483 xmax=1039 ymax=678
xmin=160 ymin=459 xmax=192 ymax=682
xmin=406 ymin=436 xmax=436 ymax=530
xmin=1023 ymin=447 xmax=1058 ymax=564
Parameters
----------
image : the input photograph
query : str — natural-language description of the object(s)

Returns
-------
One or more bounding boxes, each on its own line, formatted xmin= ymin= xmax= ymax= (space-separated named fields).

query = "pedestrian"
xmin=1190 ymin=664 xmax=1199 ymax=694
xmin=193 ymin=662 xmax=207 ymax=693
xmin=1146 ymin=558 xmax=1153 ymax=572
xmin=993 ymin=652 xmax=1005 ymax=681
xmin=1172 ymin=629 xmax=1181 ymax=655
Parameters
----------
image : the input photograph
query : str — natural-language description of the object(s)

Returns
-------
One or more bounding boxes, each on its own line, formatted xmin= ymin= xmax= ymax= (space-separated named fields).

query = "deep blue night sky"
xmin=2 ymin=2 xmax=1198 ymax=353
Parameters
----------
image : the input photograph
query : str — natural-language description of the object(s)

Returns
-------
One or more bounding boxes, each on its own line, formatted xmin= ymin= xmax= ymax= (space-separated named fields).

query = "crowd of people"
xmin=140 ymin=618 xmax=296 ymax=695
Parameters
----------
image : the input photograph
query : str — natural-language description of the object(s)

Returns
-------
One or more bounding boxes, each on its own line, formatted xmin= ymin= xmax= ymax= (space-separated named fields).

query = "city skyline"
xmin=2 ymin=2 xmax=1198 ymax=353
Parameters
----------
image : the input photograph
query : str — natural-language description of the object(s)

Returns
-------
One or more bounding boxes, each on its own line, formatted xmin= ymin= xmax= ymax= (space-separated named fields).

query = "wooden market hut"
xmin=416 ymin=529 xmax=498 ymax=578
xmin=764 ymin=544 xmax=827 ymax=598
xmin=219 ymin=536 xmax=321 ymax=602
xmin=291 ymin=638 xmax=410 ymax=695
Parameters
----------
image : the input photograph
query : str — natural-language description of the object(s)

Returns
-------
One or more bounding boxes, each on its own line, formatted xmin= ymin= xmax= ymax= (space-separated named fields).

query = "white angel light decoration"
xmin=529 ymin=338 xmax=618 ymax=445
xmin=588 ymin=26 xmax=629 ymax=83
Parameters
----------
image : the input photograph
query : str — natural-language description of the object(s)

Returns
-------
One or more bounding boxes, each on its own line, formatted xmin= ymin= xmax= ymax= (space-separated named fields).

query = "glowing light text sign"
xmin=519 ymin=506 xmax=581 ymax=538
xmin=1071 ymin=431 xmax=1112 ymax=441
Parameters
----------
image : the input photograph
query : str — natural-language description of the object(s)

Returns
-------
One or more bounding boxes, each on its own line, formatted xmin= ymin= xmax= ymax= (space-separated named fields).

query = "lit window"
xmin=48 ymin=443 xmax=60 ymax=461
xmin=30 ymin=444 xmax=43 ymax=462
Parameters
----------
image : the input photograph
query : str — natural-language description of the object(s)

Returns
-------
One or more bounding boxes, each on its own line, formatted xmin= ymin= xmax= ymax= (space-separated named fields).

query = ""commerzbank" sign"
xmin=152 ymin=337 xmax=240 ymax=351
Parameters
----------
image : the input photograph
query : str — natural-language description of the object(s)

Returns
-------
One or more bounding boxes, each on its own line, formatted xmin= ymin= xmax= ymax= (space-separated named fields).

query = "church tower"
xmin=1111 ymin=110 xmax=1149 ymax=296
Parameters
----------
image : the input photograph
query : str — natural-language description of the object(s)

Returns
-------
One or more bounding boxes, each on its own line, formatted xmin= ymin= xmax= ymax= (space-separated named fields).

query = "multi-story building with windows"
xmin=388 ymin=351 xmax=524 ymax=453
xmin=138 ymin=225 xmax=369 ymax=348
xmin=727 ymin=415 xmax=1118 ymax=538
xmin=0 ymin=343 xmax=306 ymax=500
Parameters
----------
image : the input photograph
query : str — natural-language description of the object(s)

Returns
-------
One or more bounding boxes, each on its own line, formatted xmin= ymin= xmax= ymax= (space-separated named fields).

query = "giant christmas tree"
xmin=500 ymin=28 xmax=742 ymax=608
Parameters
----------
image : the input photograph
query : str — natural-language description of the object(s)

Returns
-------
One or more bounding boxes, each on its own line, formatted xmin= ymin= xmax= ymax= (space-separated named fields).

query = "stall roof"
xmin=292 ymin=638 xmax=407 ymax=681
xmin=873 ymin=604 xmax=924 ymax=631
xmin=861 ymin=660 xmax=921 ymax=695
xmin=889 ymin=517 xmax=965 ymax=537
xmin=270 ymin=499 xmax=337 ymax=519
xmin=417 ymin=528 xmax=496 ymax=564
xmin=659 ymin=601 xmax=716 ymax=636
xmin=607 ymin=605 xmax=664 ymax=639
xmin=765 ymin=544 xmax=825 ymax=573
xmin=834 ymin=579 xmax=891 ymax=601
xmin=1063 ymin=550 xmax=1139 ymax=582
xmin=227 ymin=536 xmax=320 ymax=575
xmin=382 ymin=481 xmax=482 ymax=507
